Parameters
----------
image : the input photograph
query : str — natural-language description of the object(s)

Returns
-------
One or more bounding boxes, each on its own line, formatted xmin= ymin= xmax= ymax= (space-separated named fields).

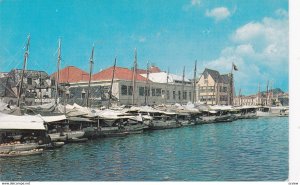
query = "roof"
xmin=136 ymin=66 xmax=162 ymax=74
xmin=50 ymin=66 xmax=89 ymax=83
xmin=220 ymin=74 xmax=230 ymax=84
xmin=93 ymin=66 xmax=149 ymax=82
xmin=0 ymin=113 xmax=46 ymax=130
xmin=202 ymin=68 xmax=230 ymax=84
xmin=203 ymin=68 xmax=220 ymax=81
xmin=140 ymin=72 xmax=191 ymax=84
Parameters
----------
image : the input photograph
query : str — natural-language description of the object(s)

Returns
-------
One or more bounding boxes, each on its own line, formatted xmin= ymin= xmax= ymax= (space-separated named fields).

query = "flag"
xmin=233 ymin=63 xmax=238 ymax=71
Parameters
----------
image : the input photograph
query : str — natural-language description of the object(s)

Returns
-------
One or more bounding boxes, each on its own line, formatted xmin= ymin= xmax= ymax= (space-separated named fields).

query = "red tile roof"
xmin=93 ymin=66 xmax=149 ymax=82
xmin=50 ymin=66 xmax=89 ymax=83
xmin=149 ymin=66 xmax=161 ymax=73
xmin=136 ymin=66 xmax=162 ymax=74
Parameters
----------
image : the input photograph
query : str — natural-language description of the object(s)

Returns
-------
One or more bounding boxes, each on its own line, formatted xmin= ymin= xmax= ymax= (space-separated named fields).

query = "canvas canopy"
xmin=0 ymin=113 xmax=45 ymax=130
xmin=41 ymin=115 xmax=67 ymax=123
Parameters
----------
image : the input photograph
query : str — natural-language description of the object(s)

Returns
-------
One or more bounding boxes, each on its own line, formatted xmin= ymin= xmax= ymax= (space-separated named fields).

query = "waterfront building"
xmin=233 ymin=91 xmax=289 ymax=106
xmin=196 ymin=68 xmax=233 ymax=105
xmin=0 ymin=69 xmax=55 ymax=105
xmin=51 ymin=65 xmax=193 ymax=107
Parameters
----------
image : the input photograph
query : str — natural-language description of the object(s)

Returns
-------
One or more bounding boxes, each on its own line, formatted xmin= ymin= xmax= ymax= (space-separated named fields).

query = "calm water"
xmin=0 ymin=117 xmax=288 ymax=181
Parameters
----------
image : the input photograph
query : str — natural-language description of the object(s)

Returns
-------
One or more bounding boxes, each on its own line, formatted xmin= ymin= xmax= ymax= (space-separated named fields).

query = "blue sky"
xmin=0 ymin=0 xmax=288 ymax=95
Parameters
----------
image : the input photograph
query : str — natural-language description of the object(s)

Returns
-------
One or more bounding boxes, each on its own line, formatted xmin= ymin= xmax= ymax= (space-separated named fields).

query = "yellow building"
xmin=196 ymin=68 xmax=233 ymax=105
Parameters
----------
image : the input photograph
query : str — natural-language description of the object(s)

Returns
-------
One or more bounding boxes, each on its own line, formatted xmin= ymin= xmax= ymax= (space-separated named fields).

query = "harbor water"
xmin=0 ymin=117 xmax=288 ymax=181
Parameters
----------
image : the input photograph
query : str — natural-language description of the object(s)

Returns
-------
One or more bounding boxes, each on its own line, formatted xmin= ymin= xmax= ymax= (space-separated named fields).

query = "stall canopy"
xmin=0 ymin=113 xmax=45 ymax=130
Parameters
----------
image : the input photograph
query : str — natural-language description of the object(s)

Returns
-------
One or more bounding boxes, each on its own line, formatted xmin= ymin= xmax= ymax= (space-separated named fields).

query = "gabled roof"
xmin=93 ymin=66 xmax=149 ymax=82
xmin=50 ymin=66 xmax=89 ymax=83
xmin=202 ymin=68 xmax=230 ymax=84
xmin=203 ymin=68 xmax=220 ymax=81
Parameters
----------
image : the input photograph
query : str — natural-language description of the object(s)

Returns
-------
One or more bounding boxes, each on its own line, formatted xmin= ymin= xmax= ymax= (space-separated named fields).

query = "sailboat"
xmin=47 ymin=39 xmax=85 ymax=142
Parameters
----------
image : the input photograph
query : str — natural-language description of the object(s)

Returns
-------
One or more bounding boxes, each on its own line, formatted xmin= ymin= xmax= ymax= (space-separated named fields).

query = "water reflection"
xmin=0 ymin=117 xmax=288 ymax=181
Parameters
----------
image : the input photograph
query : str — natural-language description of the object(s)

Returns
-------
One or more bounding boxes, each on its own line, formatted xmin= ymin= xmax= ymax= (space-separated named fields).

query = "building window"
xmin=139 ymin=87 xmax=145 ymax=96
xmin=156 ymin=88 xmax=161 ymax=96
xmin=183 ymin=91 xmax=187 ymax=100
xmin=27 ymin=78 xmax=32 ymax=85
xmin=51 ymin=79 xmax=56 ymax=86
xmin=128 ymin=86 xmax=133 ymax=96
xmin=167 ymin=90 xmax=170 ymax=100
xmin=152 ymin=88 xmax=155 ymax=96
xmin=121 ymin=85 xmax=127 ymax=95
xmin=173 ymin=91 xmax=176 ymax=99
xmin=189 ymin=92 xmax=192 ymax=101
xmin=178 ymin=91 xmax=181 ymax=100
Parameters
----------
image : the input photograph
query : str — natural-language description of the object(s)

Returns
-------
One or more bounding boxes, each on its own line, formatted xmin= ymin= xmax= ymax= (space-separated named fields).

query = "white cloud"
xmin=139 ymin=37 xmax=146 ymax=43
xmin=191 ymin=0 xmax=201 ymax=6
xmin=275 ymin=8 xmax=288 ymax=18
xmin=204 ymin=10 xmax=288 ymax=94
xmin=130 ymin=34 xmax=147 ymax=43
xmin=205 ymin=7 xmax=231 ymax=21
xmin=232 ymin=22 xmax=265 ymax=42
xmin=231 ymin=16 xmax=288 ymax=65
xmin=182 ymin=0 xmax=201 ymax=11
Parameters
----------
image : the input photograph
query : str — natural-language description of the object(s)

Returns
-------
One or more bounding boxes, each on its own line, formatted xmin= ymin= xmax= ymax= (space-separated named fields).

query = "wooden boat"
xmin=238 ymin=106 xmax=258 ymax=119
xmin=0 ymin=149 xmax=43 ymax=157
xmin=0 ymin=143 xmax=39 ymax=153
xmin=147 ymin=114 xmax=181 ymax=130
xmin=176 ymin=112 xmax=195 ymax=126
xmin=67 ymin=137 xmax=88 ymax=143
xmin=257 ymin=106 xmax=288 ymax=117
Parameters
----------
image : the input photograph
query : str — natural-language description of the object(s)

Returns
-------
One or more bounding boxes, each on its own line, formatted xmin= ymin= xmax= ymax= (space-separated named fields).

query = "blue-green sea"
xmin=0 ymin=117 xmax=288 ymax=181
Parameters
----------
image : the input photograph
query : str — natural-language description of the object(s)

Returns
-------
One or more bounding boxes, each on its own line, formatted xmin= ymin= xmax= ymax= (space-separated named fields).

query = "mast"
xmin=181 ymin=66 xmax=185 ymax=105
xmin=238 ymin=88 xmax=241 ymax=106
xmin=17 ymin=35 xmax=30 ymax=107
xmin=206 ymin=74 xmax=208 ymax=105
xmin=257 ymin=82 xmax=260 ymax=106
xmin=266 ymin=80 xmax=269 ymax=106
xmin=132 ymin=48 xmax=137 ymax=105
xmin=55 ymin=39 xmax=61 ymax=105
xmin=40 ymin=71 xmax=42 ymax=105
xmin=270 ymin=80 xmax=273 ymax=105
xmin=86 ymin=45 xmax=94 ymax=108
xmin=108 ymin=57 xmax=117 ymax=108
xmin=145 ymin=61 xmax=149 ymax=105
xmin=192 ymin=60 xmax=197 ymax=103
xmin=165 ymin=67 xmax=169 ymax=104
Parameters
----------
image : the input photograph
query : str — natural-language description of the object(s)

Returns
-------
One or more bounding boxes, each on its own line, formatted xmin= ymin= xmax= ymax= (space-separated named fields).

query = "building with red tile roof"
xmin=50 ymin=66 xmax=90 ymax=83
xmin=136 ymin=65 xmax=162 ymax=74
xmin=93 ymin=66 xmax=149 ymax=82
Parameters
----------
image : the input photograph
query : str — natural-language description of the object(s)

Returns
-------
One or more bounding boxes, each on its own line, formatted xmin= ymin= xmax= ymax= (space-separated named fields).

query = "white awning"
xmin=0 ymin=113 xmax=45 ymax=130
xmin=41 ymin=115 xmax=67 ymax=123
